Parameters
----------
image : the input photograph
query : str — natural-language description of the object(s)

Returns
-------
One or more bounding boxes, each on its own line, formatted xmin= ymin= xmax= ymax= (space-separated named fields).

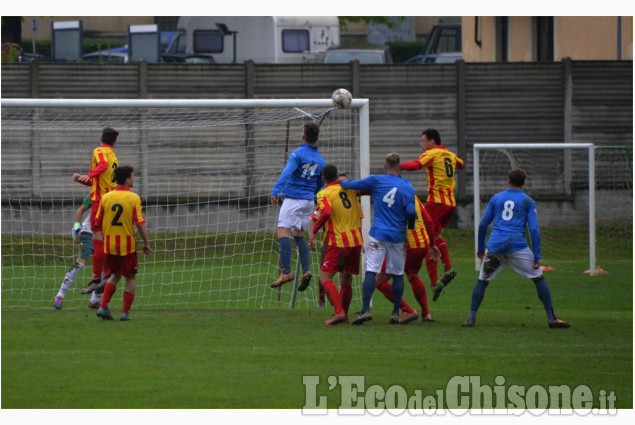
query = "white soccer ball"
xmin=332 ymin=88 xmax=352 ymax=109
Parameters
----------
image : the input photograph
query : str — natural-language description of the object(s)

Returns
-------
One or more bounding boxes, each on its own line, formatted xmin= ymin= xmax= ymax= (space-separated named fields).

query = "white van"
xmin=167 ymin=16 xmax=340 ymax=64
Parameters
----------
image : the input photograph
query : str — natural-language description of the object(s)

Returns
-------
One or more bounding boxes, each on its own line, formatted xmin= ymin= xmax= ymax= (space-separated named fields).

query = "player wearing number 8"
xmin=400 ymin=128 xmax=465 ymax=300
xmin=462 ymin=168 xmax=570 ymax=329
xmin=94 ymin=165 xmax=151 ymax=321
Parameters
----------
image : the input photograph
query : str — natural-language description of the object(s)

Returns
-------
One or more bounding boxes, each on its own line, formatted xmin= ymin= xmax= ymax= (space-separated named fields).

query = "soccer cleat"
xmin=398 ymin=311 xmax=419 ymax=324
xmin=548 ymin=318 xmax=571 ymax=329
xmin=388 ymin=315 xmax=399 ymax=325
xmin=80 ymin=278 xmax=101 ymax=294
xmin=88 ymin=301 xmax=100 ymax=309
xmin=96 ymin=307 xmax=114 ymax=320
xmin=440 ymin=268 xmax=457 ymax=286
xmin=298 ymin=271 xmax=312 ymax=291
xmin=461 ymin=320 xmax=475 ymax=327
xmin=324 ymin=313 xmax=347 ymax=326
xmin=352 ymin=311 xmax=372 ymax=325
xmin=432 ymin=284 xmax=445 ymax=301
xmin=271 ymin=272 xmax=294 ymax=288
xmin=421 ymin=314 xmax=435 ymax=322
xmin=53 ymin=296 xmax=64 ymax=310
xmin=317 ymin=300 xmax=325 ymax=309
xmin=120 ymin=313 xmax=130 ymax=321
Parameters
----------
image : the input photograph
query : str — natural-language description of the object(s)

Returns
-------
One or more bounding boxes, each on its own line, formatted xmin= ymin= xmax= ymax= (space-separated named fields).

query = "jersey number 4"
xmin=382 ymin=187 xmax=398 ymax=208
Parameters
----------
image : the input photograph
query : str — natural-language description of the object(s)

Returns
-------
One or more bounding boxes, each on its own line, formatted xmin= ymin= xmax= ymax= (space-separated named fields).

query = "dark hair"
xmin=421 ymin=128 xmax=441 ymax=145
xmin=508 ymin=168 xmax=527 ymax=187
xmin=304 ymin=122 xmax=319 ymax=144
xmin=385 ymin=152 xmax=401 ymax=170
xmin=322 ymin=163 xmax=338 ymax=183
xmin=113 ymin=165 xmax=134 ymax=185
xmin=337 ymin=172 xmax=348 ymax=178
xmin=101 ymin=127 xmax=119 ymax=145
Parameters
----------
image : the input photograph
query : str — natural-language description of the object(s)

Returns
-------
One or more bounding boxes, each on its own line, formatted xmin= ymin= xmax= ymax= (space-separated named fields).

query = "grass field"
xmin=1 ymin=229 xmax=632 ymax=412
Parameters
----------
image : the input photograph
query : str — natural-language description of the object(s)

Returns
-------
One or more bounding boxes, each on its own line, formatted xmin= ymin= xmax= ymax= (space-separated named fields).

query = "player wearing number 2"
xmin=462 ymin=168 xmax=570 ymax=329
xmin=400 ymin=128 xmax=465 ymax=301
xmin=340 ymin=152 xmax=416 ymax=325
xmin=270 ymin=122 xmax=326 ymax=291
xmin=95 ymin=166 xmax=151 ymax=321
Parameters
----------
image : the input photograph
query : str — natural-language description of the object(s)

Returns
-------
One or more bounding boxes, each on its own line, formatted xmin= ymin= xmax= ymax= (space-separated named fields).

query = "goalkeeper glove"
xmin=72 ymin=222 xmax=82 ymax=238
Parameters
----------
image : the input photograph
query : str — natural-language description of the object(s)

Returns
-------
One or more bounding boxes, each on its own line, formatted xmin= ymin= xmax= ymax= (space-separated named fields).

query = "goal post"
xmin=1 ymin=98 xmax=370 ymax=310
xmin=473 ymin=143 xmax=597 ymax=275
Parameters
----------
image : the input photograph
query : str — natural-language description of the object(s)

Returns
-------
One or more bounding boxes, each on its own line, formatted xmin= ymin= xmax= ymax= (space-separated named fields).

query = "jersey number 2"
xmin=111 ymin=203 xmax=124 ymax=226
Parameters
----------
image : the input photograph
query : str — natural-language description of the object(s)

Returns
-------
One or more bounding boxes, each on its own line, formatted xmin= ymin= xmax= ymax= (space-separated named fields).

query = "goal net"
xmin=473 ymin=143 xmax=633 ymax=276
xmin=1 ymin=98 xmax=370 ymax=310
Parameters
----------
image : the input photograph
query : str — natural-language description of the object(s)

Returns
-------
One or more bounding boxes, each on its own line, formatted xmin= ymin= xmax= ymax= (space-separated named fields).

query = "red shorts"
xmin=90 ymin=201 xmax=102 ymax=233
xmin=106 ymin=252 xmax=139 ymax=278
xmin=321 ymin=244 xmax=362 ymax=275
xmin=424 ymin=201 xmax=456 ymax=235
xmin=380 ymin=247 xmax=428 ymax=276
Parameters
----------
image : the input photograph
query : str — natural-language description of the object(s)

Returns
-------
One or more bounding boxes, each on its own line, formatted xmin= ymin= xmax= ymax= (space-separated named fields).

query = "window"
xmin=193 ymin=30 xmax=224 ymax=53
xmin=282 ymin=29 xmax=309 ymax=53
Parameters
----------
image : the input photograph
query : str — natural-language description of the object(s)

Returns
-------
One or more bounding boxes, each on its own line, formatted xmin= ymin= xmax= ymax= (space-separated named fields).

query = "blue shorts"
xmin=78 ymin=231 xmax=94 ymax=260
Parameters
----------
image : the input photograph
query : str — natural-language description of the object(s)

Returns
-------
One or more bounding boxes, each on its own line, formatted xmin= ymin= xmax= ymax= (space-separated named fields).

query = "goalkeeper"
xmin=462 ymin=168 xmax=571 ymax=329
xmin=53 ymin=195 xmax=103 ymax=310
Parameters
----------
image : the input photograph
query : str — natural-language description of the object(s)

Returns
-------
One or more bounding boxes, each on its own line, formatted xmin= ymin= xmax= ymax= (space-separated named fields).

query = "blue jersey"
xmin=341 ymin=174 xmax=416 ymax=244
xmin=478 ymin=188 xmax=541 ymax=260
xmin=271 ymin=143 xmax=326 ymax=200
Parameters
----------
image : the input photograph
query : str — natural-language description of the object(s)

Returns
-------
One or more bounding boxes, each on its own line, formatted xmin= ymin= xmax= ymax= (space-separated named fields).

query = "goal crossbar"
xmin=473 ymin=143 xmax=596 ymax=275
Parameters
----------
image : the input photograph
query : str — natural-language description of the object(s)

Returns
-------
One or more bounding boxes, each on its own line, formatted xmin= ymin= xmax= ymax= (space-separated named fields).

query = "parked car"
xmin=404 ymin=52 xmax=462 ymax=64
xmin=321 ymin=47 xmax=392 ymax=64
xmin=82 ymin=48 xmax=129 ymax=63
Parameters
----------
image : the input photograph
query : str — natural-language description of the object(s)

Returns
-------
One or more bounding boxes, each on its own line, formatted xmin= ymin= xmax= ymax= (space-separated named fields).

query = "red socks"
xmin=322 ymin=280 xmax=343 ymax=315
xmin=92 ymin=239 xmax=105 ymax=280
xmin=376 ymin=279 xmax=415 ymax=314
xmin=436 ymin=237 xmax=451 ymax=271
xmin=340 ymin=283 xmax=352 ymax=315
xmin=122 ymin=291 xmax=135 ymax=314
xmin=408 ymin=275 xmax=430 ymax=316
xmin=100 ymin=282 xmax=117 ymax=310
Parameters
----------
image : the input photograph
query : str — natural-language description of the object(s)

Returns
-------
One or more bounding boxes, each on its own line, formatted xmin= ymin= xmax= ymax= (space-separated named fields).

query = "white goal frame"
xmin=473 ymin=143 xmax=596 ymax=275
xmin=1 ymin=97 xmax=371 ymax=309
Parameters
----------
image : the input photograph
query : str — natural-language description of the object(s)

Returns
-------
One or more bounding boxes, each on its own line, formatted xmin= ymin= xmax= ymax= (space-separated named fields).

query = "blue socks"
xmin=468 ymin=279 xmax=489 ymax=323
xmin=293 ymin=236 xmax=311 ymax=273
xmin=361 ymin=271 xmax=377 ymax=314
xmin=278 ymin=237 xmax=292 ymax=274
xmin=279 ymin=236 xmax=311 ymax=275
xmin=534 ymin=276 xmax=556 ymax=321
xmin=391 ymin=274 xmax=405 ymax=316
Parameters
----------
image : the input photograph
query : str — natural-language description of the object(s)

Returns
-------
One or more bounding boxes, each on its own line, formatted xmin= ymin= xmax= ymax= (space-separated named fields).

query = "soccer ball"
xmin=332 ymin=88 xmax=352 ymax=109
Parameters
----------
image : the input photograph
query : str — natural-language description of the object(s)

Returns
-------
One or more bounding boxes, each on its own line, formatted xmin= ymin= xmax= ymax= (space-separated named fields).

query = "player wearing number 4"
xmin=462 ymin=168 xmax=570 ymax=329
xmin=400 ymin=128 xmax=465 ymax=301
xmin=309 ymin=164 xmax=366 ymax=325
xmin=270 ymin=122 xmax=326 ymax=291
xmin=340 ymin=152 xmax=416 ymax=325
xmin=95 ymin=166 xmax=151 ymax=321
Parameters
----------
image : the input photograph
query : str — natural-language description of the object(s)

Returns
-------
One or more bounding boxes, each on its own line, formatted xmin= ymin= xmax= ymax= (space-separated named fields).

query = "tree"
xmin=339 ymin=17 xmax=405 ymax=30
xmin=2 ymin=17 xmax=22 ymax=44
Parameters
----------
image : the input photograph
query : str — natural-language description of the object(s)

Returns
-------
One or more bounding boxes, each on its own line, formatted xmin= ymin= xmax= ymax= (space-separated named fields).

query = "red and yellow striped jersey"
xmin=413 ymin=146 xmax=464 ymax=207
xmin=407 ymin=196 xmax=434 ymax=249
xmin=95 ymin=186 xmax=146 ymax=256
xmin=87 ymin=144 xmax=119 ymax=202
xmin=312 ymin=181 xmax=363 ymax=248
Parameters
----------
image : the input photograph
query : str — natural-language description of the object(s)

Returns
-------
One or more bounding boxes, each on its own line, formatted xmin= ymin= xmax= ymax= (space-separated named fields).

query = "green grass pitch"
xmin=1 ymin=229 xmax=632 ymax=410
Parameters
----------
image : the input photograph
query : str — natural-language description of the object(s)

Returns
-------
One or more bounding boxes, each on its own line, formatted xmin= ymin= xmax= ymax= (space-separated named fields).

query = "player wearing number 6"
xmin=94 ymin=165 xmax=151 ymax=321
xmin=270 ymin=122 xmax=326 ymax=290
xmin=340 ymin=153 xmax=416 ymax=325
xmin=462 ymin=168 xmax=570 ymax=329
xmin=400 ymin=128 xmax=465 ymax=301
